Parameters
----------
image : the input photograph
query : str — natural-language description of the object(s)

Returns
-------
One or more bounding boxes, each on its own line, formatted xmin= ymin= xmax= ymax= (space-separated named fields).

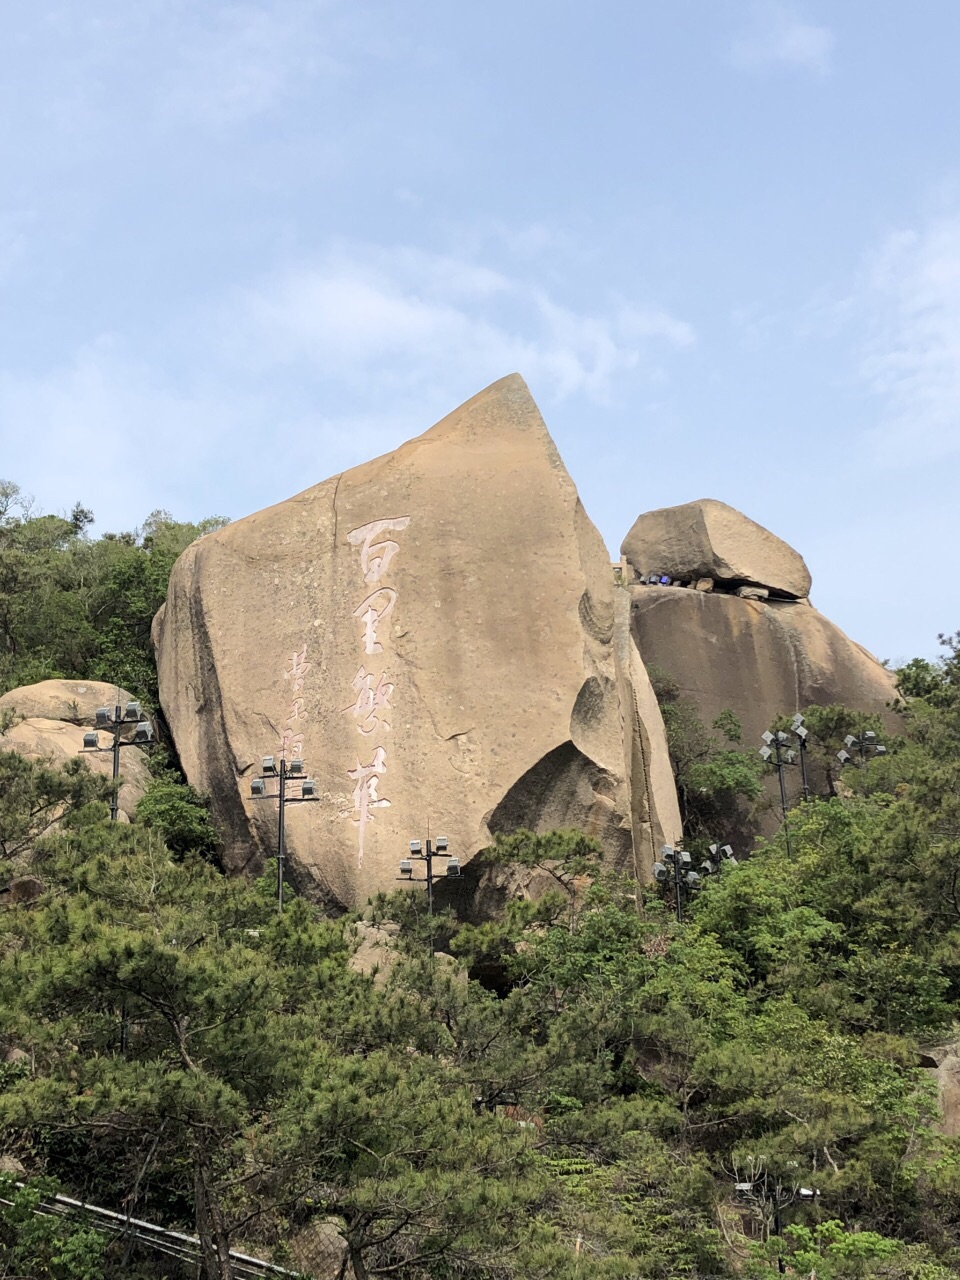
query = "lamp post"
xmin=653 ymin=842 xmax=736 ymax=923
xmin=837 ymin=727 xmax=887 ymax=770
xmin=249 ymin=755 xmax=319 ymax=911
xmin=759 ymin=730 xmax=797 ymax=856
xmin=82 ymin=699 xmax=154 ymax=821
xmin=398 ymin=837 xmax=461 ymax=952
xmin=790 ymin=713 xmax=811 ymax=802
xmin=734 ymin=1171 xmax=820 ymax=1274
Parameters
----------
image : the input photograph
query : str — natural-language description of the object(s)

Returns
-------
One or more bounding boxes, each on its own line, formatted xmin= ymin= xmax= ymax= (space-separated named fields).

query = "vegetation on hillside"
xmin=1 ymin=479 xmax=959 ymax=1278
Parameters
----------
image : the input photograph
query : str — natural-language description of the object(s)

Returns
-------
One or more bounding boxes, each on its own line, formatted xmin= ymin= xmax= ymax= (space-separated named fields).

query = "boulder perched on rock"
xmin=0 ymin=679 xmax=151 ymax=821
xmin=622 ymin=499 xmax=812 ymax=599
xmin=154 ymin=374 xmax=681 ymax=909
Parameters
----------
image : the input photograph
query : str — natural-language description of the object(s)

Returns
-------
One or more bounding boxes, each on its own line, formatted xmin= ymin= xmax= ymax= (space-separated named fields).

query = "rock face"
xmin=629 ymin=586 xmax=898 ymax=837
xmin=622 ymin=499 xmax=812 ymax=599
xmin=155 ymin=375 xmax=681 ymax=910
xmin=0 ymin=679 xmax=151 ymax=821
xmin=923 ymin=1044 xmax=960 ymax=1137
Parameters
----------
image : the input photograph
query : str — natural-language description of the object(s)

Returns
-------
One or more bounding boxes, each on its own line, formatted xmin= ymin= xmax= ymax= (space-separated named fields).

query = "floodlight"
xmin=759 ymin=745 xmax=772 ymax=761
xmin=659 ymin=575 xmax=671 ymax=585
xmin=709 ymin=843 xmax=719 ymax=855
xmin=837 ymin=749 xmax=851 ymax=764
xmin=701 ymin=860 xmax=717 ymax=875
xmin=82 ymin=731 xmax=98 ymax=749
xmin=446 ymin=857 xmax=461 ymax=876
xmin=734 ymin=1182 xmax=755 ymax=1196
xmin=399 ymin=859 xmax=412 ymax=877
xmin=685 ymin=871 xmax=702 ymax=886
xmin=262 ymin=756 xmax=277 ymax=775
xmin=251 ymin=778 xmax=265 ymax=797
xmin=794 ymin=725 xmax=808 ymax=740
xmin=436 ymin=835 xmax=448 ymax=852
xmin=844 ymin=735 xmax=856 ymax=748
xmin=721 ymin=845 xmax=734 ymax=858
xmin=777 ymin=731 xmax=789 ymax=743
xmin=653 ymin=862 xmax=669 ymax=882
xmin=132 ymin=723 xmax=153 ymax=744
xmin=646 ymin=573 xmax=660 ymax=585
xmin=300 ymin=778 xmax=317 ymax=798
xmin=784 ymin=750 xmax=796 ymax=763
xmin=864 ymin=730 xmax=876 ymax=741
xmin=410 ymin=840 xmax=422 ymax=854
xmin=791 ymin=713 xmax=805 ymax=728
xmin=875 ymin=744 xmax=887 ymax=755
xmin=124 ymin=701 xmax=142 ymax=722
xmin=797 ymin=1187 xmax=819 ymax=1201
xmin=287 ymin=758 xmax=304 ymax=776
xmin=677 ymin=850 xmax=692 ymax=868
xmin=95 ymin=707 xmax=111 ymax=727
xmin=761 ymin=730 xmax=774 ymax=745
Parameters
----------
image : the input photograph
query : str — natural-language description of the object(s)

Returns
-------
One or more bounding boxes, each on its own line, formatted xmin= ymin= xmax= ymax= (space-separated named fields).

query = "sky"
xmin=1 ymin=1 xmax=958 ymax=663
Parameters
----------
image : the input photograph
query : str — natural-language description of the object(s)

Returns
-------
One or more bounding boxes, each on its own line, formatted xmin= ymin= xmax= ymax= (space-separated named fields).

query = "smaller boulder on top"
xmin=621 ymin=498 xmax=811 ymax=599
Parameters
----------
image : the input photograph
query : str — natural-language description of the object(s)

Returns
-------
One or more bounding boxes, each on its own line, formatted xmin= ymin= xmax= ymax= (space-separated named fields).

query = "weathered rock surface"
xmin=622 ymin=499 xmax=812 ymax=598
xmin=0 ymin=678 xmax=132 ymax=726
xmin=155 ymin=375 xmax=681 ymax=910
xmin=0 ymin=679 xmax=151 ymax=821
xmin=629 ymin=587 xmax=898 ymax=839
xmin=924 ymin=1045 xmax=960 ymax=1137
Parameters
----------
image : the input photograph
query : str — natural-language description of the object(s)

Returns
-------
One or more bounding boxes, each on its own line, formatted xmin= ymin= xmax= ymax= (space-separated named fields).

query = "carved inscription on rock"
xmin=341 ymin=517 xmax=410 ymax=866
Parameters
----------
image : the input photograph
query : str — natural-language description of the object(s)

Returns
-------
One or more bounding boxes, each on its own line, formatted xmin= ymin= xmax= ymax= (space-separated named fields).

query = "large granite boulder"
xmin=629 ymin=586 xmax=898 ymax=839
xmin=154 ymin=375 xmax=681 ymax=910
xmin=622 ymin=499 xmax=812 ymax=599
xmin=0 ymin=679 xmax=151 ymax=821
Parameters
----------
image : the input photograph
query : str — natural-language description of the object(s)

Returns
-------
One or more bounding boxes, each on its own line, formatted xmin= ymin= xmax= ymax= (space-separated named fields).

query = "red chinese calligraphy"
xmin=283 ymin=644 xmax=312 ymax=693
xmin=342 ymin=667 xmax=394 ymax=736
xmin=352 ymin=588 xmax=396 ymax=656
xmin=344 ymin=746 xmax=390 ymax=867
xmin=347 ymin=517 xmax=411 ymax=585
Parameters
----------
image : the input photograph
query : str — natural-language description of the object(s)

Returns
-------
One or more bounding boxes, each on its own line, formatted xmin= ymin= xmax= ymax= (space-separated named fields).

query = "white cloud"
xmin=159 ymin=0 xmax=342 ymax=130
xmin=0 ymin=240 xmax=696 ymax=530
xmin=730 ymin=3 xmax=834 ymax=74
xmin=221 ymin=243 xmax=695 ymax=405
xmin=861 ymin=216 xmax=960 ymax=463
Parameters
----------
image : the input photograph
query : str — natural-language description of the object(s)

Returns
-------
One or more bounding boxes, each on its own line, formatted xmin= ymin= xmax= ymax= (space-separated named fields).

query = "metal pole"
xmin=277 ymin=760 xmax=286 ymax=913
xmin=775 ymin=741 xmax=793 ymax=857
xmin=798 ymin=738 xmax=810 ymax=802
xmin=425 ymin=839 xmax=435 ymax=917
xmin=110 ymin=705 xmax=121 ymax=822
xmin=673 ymin=852 xmax=683 ymax=924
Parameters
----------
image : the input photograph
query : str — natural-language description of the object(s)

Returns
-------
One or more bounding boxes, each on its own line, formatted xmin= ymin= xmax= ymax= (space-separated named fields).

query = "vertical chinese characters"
xmin=281 ymin=642 xmax=311 ymax=758
xmin=342 ymin=517 xmax=410 ymax=866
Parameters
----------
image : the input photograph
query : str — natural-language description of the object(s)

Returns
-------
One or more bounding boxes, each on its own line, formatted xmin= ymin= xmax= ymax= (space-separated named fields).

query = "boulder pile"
xmin=150 ymin=376 xmax=898 ymax=909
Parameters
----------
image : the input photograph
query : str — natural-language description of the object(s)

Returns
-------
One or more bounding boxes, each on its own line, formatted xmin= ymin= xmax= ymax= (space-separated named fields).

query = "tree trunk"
xmin=194 ymin=1146 xmax=235 ymax=1280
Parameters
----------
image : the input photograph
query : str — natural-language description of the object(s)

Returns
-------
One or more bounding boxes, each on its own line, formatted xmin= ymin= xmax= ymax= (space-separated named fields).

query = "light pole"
xmin=791 ymin=714 xmax=811 ymax=802
xmin=653 ymin=843 xmax=736 ymax=923
xmin=82 ymin=699 xmax=154 ymax=821
xmin=837 ymin=727 xmax=887 ymax=770
xmin=734 ymin=1171 xmax=820 ymax=1273
xmin=250 ymin=756 xmax=319 ymax=911
xmin=759 ymin=730 xmax=797 ymax=856
xmin=398 ymin=837 xmax=461 ymax=951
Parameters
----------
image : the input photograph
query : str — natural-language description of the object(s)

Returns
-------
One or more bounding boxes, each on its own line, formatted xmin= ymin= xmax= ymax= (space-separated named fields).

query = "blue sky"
xmin=1 ymin=1 xmax=958 ymax=662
